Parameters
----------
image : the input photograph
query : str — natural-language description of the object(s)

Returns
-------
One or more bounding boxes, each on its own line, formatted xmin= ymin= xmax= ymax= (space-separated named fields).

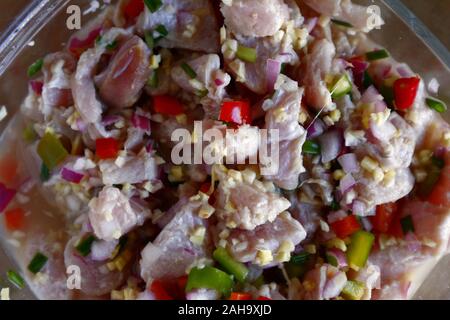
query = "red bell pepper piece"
xmin=257 ymin=296 xmax=272 ymax=300
xmin=230 ymin=292 xmax=252 ymax=300
xmin=4 ymin=208 xmax=25 ymax=231
xmin=30 ymin=80 xmax=44 ymax=95
xmin=199 ymin=182 xmax=211 ymax=194
xmin=370 ymin=202 xmax=398 ymax=234
xmin=150 ymin=280 xmax=174 ymax=300
xmin=153 ymin=95 xmax=185 ymax=116
xmin=387 ymin=213 xmax=404 ymax=238
xmin=124 ymin=0 xmax=145 ymax=23
xmin=330 ymin=215 xmax=361 ymax=239
xmin=219 ymin=100 xmax=251 ymax=125
xmin=393 ymin=77 xmax=420 ymax=110
xmin=95 ymin=138 xmax=119 ymax=159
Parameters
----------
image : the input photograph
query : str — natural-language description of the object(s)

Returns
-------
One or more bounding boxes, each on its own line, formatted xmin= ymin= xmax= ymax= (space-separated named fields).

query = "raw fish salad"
xmin=0 ymin=0 xmax=449 ymax=300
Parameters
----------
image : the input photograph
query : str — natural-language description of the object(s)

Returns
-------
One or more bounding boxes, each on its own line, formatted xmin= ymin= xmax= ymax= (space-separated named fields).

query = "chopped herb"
xmin=95 ymin=35 xmax=103 ymax=45
xmin=303 ymin=140 xmax=321 ymax=155
xmin=400 ymin=215 xmax=415 ymax=234
xmin=148 ymin=70 xmax=159 ymax=88
xmin=426 ymin=97 xmax=447 ymax=113
xmin=236 ymin=45 xmax=257 ymax=63
xmin=28 ymin=252 xmax=48 ymax=274
xmin=106 ymin=40 xmax=118 ymax=50
xmin=181 ymin=63 xmax=197 ymax=79
xmin=363 ymin=70 xmax=374 ymax=89
xmin=366 ymin=49 xmax=390 ymax=61
xmin=144 ymin=31 xmax=154 ymax=49
xmin=280 ymin=63 xmax=287 ymax=74
xmin=27 ymin=59 xmax=43 ymax=77
xmin=7 ymin=270 xmax=25 ymax=289
xmin=155 ymin=24 xmax=169 ymax=39
xmin=326 ymin=253 xmax=338 ymax=267
xmin=432 ymin=156 xmax=445 ymax=169
xmin=290 ymin=251 xmax=310 ymax=265
xmin=40 ymin=163 xmax=50 ymax=182
xmin=331 ymin=19 xmax=353 ymax=28
xmin=144 ymin=0 xmax=163 ymax=13
xmin=330 ymin=201 xmax=341 ymax=211
xmin=75 ymin=235 xmax=96 ymax=257
xmin=379 ymin=84 xmax=395 ymax=106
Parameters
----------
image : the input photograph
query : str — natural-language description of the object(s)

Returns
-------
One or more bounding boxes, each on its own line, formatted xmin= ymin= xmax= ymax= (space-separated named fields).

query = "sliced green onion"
xmin=363 ymin=70 xmax=374 ymax=89
xmin=144 ymin=31 xmax=154 ymax=49
xmin=22 ymin=124 xmax=36 ymax=143
xmin=186 ymin=266 xmax=234 ymax=297
xmin=330 ymin=74 xmax=352 ymax=99
xmin=155 ymin=25 xmax=168 ymax=39
xmin=148 ymin=70 xmax=159 ymax=88
xmin=40 ymin=163 xmax=50 ymax=182
xmin=7 ymin=270 xmax=25 ymax=289
xmin=347 ymin=230 xmax=374 ymax=271
xmin=144 ymin=0 xmax=163 ymax=13
xmin=213 ymin=247 xmax=248 ymax=283
xmin=290 ymin=251 xmax=310 ymax=265
xmin=195 ymin=89 xmax=209 ymax=98
xmin=27 ymin=59 xmax=43 ymax=78
xmin=341 ymin=280 xmax=365 ymax=300
xmin=285 ymin=262 xmax=307 ymax=278
xmin=303 ymin=140 xmax=321 ymax=155
xmin=330 ymin=200 xmax=341 ymax=211
xmin=426 ymin=97 xmax=447 ymax=113
xmin=366 ymin=49 xmax=390 ymax=61
xmin=331 ymin=19 xmax=353 ymax=28
xmin=28 ymin=252 xmax=48 ymax=274
xmin=236 ymin=45 xmax=257 ymax=63
xmin=400 ymin=215 xmax=415 ymax=234
xmin=37 ymin=132 xmax=69 ymax=170
xmin=379 ymin=83 xmax=394 ymax=106
xmin=181 ymin=62 xmax=197 ymax=79
xmin=75 ymin=235 xmax=96 ymax=257
xmin=106 ymin=40 xmax=118 ymax=50
xmin=326 ymin=252 xmax=338 ymax=267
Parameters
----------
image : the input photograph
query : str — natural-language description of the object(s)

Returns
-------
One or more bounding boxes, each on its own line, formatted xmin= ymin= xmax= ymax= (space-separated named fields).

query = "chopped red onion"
xmin=132 ymin=113 xmax=151 ymax=134
xmin=361 ymin=217 xmax=373 ymax=231
xmin=307 ymin=119 xmax=326 ymax=138
xmin=266 ymin=59 xmax=282 ymax=92
xmin=327 ymin=248 xmax=348 ymax=268
xmin=396 ymin=64 xmax=413 ymax=78
xmin=338 ymin=153 xmax=359 ymax=174
xmin=30 ymin=80 xmax=43 ymax=95
xmin=91 ymin=239 xmax=119 ymax=261
xmin=340 ymin=173 xmax=356 ymax=193
xmin=0 ymin=183 xmax=16 ymax=212
xmin=101 ymin=115 xmax=121 ymax=126
xmin=76 ymin=118 xmax=87 ymax=132
xmin=349 ymin=58 xmax=369 ymax=74
xmin=352 ymin=200 xmax=367 ymax=216
xmin=361 ymin=86 xmax=383 ymax=104
xmin=370 ymin=120 xmax=396 ymax=142
xmin=304 ymin=17 xmax=318 ymax=33
xmin=327 ymin=210 xmax=347 ymax=224
xmin=318 ymin=129 xmax=343 ymax=163
xmin=61 ymin=167 xmax=84 ymax=184
xmin=214 ymin=78 xmax=224 ymax=86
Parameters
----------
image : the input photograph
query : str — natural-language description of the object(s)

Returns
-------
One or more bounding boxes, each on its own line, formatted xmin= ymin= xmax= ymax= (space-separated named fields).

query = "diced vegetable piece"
xmin=370 ymin=202 xmax=398 ymax=234
xmin=27 ymin=58 xmax=43 ymax=77
xmin=400 ymin=215 xmax=415 ymax=234
xmin=0 ymin=155 xmax=18 ymax=185
xmin=330 ymin=215 xmax=361 ymax=239
xmin=144 ymin=0 xmax=162 ymax=13
xmin=181 ymin=63 xmax=197 ymax=79
xmin=366 ymin=49 xmax=390 ymax=61
xmin=290 ymin=251 xmax=310 ymax=265
xmin=7 ymin=270 xmax=25 ymax=289
xmin=393 ymin=77 xmax=420 ymax=110
xmin=22 ymin=124 xmax=36 ymax=143
xmin=230 ymin=292 xmax=252 ymax=300
xmin=186 ymin=266 xmax=234 ymax=297
xmin=61 ymin=167 xmax=84 ymax=184
xmin=257 ymin=296 xmax=272 ymax=300
xmin=285 ymin=262 xmax=307 ymax=279
xmin=28 ymin=252 xmax=48 ymax=274
xmin=40 ymin=163 xmax=50 ymax=182
xmin=124 ymin=0 xmax=145 ymax=22
xmin=363 ymin=70 xmax=374 ymax=89
xmin=4 ymin=208 xmax=25 ymax=231
xmin=379 ymin=83 xmax=395 ymax=106
xmin=426 ymin=97 xmax=447 ymax=113
xmin=106 ymin=40 xmax=118 ymax=50
xmin=302 ymin=140 xmax=321 ymax=155
xmin=153 ymin=95 xmax=185 ymax=116
xmin=341 ymin=280 xmax=365 ymax=300
xmin=148 ymin=70 xmax=159 ymax=88
xmin=331 ymin=19 xmax=353 ymax=28
xmin=150 ymin=280 xmax=173 ymax=300
xmin=95 ymin=138 xmax=119 ymax=159
xmin=213 ymin=247 xmax=249 ymax=283
xmin=219 ymin=100 xmax=251 ymax=125
xmin=37 ymin=132 xmax=69 ymax=170
xmin=236 ymin=45 xmax=257 ymax=63
xmin=418 ymin=164 xmax=442 ymax=198
xmin=155 ymin=25 xmax=168 ymax=39
xmin=144 ymin=31 xmax=154 ymax=49
xmin=330 ymin=74 xmax=352 ymax=99
xmin=347 ymin=231 xmax=375 ymax=270
xmin=0 ymin=183 xmax=16 ymax=213
xmin=30 ymin=80 xmax=44 ymax=95
xmin=76 ymin=235 xmax=96 ymax=257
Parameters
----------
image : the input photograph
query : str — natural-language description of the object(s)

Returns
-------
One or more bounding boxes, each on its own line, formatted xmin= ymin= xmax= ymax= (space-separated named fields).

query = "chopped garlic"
xmin=220 ymin=26 xmax=227 ymax=44
xmin=198 ymin=203 xmax=215 ymax=219
xmin=383 ymin=169 xmax=396 ymax=187
xmin=222 ymin=0 xmax=233 ymax=6
xmin=149 ymin=54 xmax=161 ymax=69
xmin=333 ymin=169 xmax=345 ymax=181
xmin=372 ymin=167 xmax=385 ymax=184
xmin=318 ymin=15 xmax=330 ymax=28
xmin=304 ymin=244 xmax=316 ymax=254
xmin=190 ymin=226 xmax=206 ymax=246
xmin=1 ymin=288 xmax=10 ymax=300
xmin=0 ymin=106 xmax=7 ymax=122
xmin=418 ymin=149 xmax=433 ymax=164
xmin=443 ymin=131 xmax=450 ymax=148
xmin=361 ymin=156 xmax=379 ymax=172
xmin=326 ymin=238 xmax=347 ymax=252
xmin=320 ymin=220 xmax=330 ymax=232
xmin=330 ymin=109 xmax=341 ymax=123
xmin=229 ymin=60 xmax=246 ymax=82
xmin=176 ymin=113 xmax=187 ymax=125
xmin=168 ymin=166 xmax=184 ymax=182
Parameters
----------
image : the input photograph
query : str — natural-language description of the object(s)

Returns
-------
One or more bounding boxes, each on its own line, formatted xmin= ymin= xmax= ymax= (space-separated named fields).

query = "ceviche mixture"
xmin=0 ymin=0 xmax=449 ymax=300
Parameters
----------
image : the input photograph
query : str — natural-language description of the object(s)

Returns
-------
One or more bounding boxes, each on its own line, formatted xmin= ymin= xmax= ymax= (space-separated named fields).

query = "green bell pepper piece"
xmin=37 ymin=132 xmax=68 ymax=170
xmin=213 ymin=247 xmax=248 ymax=283
xmin=186 ymin=266 xmax=234 ymax=297
xmin=341 ymin=280 xmax=365 ymax=300
xmin=347 ymin=230 xmax=374 ymax=270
